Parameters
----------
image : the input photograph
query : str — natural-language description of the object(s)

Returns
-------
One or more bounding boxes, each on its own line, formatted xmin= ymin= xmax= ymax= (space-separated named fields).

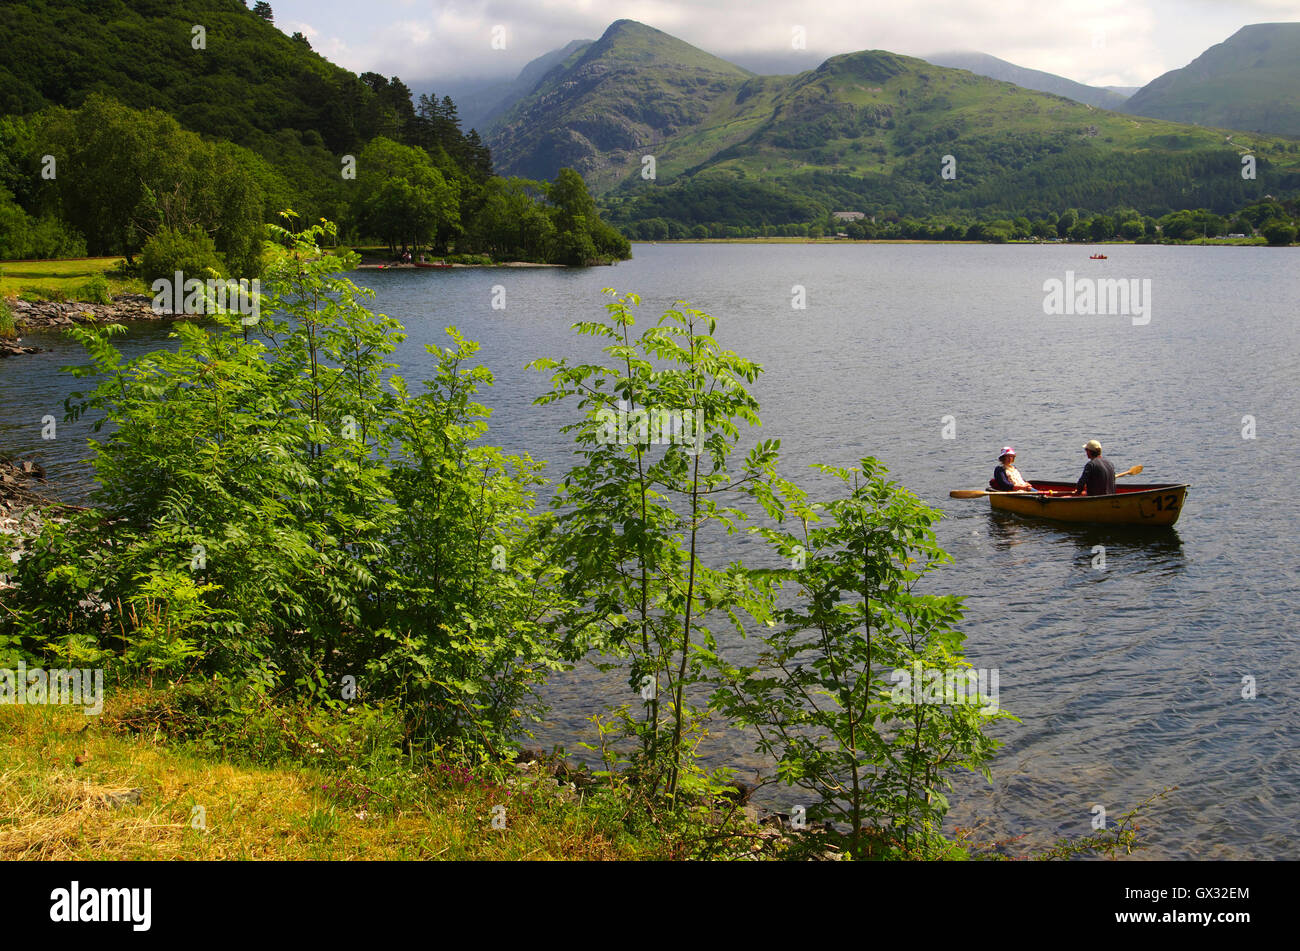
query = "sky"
xmin=261 ymin=0 xmax=1300 ymax=89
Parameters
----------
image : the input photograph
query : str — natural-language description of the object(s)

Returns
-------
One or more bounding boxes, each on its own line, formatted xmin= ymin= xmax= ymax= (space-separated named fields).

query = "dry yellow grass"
xmin=0 ymin=700 xmax=663 ymax=861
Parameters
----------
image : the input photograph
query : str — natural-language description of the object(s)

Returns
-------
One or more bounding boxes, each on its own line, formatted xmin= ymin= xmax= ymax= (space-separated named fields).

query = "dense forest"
xmin=621 ymin=194 xmax=1300 ymax=245
xmin=0 ymin=0 xmax=629 ymax=270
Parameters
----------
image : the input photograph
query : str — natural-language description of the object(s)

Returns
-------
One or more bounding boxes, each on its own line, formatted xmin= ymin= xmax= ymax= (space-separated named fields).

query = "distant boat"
xmin=1090 ymin=254 xmax=1108 ymax=260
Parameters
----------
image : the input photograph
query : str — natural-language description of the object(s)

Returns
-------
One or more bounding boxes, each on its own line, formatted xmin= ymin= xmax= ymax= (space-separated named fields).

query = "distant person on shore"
xmin=1074 ymin=439 xmax=1116 ymax=495
xmin=990 ymin=447 xmax=1034 ymax=492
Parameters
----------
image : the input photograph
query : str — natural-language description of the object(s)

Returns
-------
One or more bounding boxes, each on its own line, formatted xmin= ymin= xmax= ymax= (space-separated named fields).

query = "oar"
xmin=949 ymin=464 xmax=1143 ymax=499
xmin=949 ymin=488 xmax=1038 ymax=498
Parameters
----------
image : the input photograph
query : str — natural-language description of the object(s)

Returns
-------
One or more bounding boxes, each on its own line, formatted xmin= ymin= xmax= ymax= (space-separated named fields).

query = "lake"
xmin=3 ymin=241 xmax=1297 ymax=858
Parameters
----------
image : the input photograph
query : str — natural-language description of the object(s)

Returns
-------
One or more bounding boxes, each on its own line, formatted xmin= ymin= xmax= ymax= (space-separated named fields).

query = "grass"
xmin=0 ymin=257 xmax=147 ymax=300
xmin=0 ymin=693 xmax=671 ymax=861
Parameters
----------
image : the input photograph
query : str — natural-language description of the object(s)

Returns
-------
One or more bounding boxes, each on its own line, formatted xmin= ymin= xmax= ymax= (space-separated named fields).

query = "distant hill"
xmin=924 ymin=51 xmax=1130 ymax=109
xmin=1123 ymin=23 xmax=1300 ymax=136
xmin=480 ymin=20 xmax=1300 ymax=227
xmin=487 ymin=20 xmax=756 ymax=191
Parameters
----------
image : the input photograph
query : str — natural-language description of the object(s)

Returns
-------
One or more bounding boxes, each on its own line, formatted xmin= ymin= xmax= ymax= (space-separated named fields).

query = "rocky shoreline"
xmin=1 ymin=294 xmax=174 ymax=358
xmin=0 ymin=458 xmax=61 ymax=588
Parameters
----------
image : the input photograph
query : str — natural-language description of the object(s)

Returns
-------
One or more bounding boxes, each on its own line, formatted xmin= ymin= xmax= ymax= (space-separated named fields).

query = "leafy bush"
xmin=714 ymin=459 xmax=1012 ymax=859
xmin=530 ymin=289 xmax=780 ymax=800
xmin=0 ymin=297 xmax=16 ymax=339
xmin=4 ymin=220 xmax=567 ymax=759
xmin=139 ymin=227 xmax=225 ymax=286
xmin=79 ymin=274 xmax=112 ymax=304
xmin=1262 ymin=219 xmax=1297 ymax=246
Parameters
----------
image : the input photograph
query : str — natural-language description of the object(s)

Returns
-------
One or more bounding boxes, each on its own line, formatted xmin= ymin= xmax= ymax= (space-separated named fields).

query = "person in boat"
xmin=1074 ymin=439 xmax=1116 ymax=495
xmin=990 ymin=447 xmax=1034 ymax=492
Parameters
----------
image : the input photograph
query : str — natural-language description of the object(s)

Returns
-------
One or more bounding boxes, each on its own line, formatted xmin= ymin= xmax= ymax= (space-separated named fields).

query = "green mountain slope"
xmin=1123 ymin=23 xmax=1300 ymax=136
xmin=484 ymin=21 xmax=1300 ymax=226
xmin=0 ymin=0 xmax=401 ymax=154
xmin=924 ymin=51 xmax=1130 ymax=110
xmin=487 ymin=19 xmax=756 ymax=191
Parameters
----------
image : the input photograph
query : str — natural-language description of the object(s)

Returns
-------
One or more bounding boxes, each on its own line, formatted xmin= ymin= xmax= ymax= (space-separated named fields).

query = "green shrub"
xmin=6 ymin=220 xmax=569 ymax=761
xmin=714 ymin=458 xmax=1012 ymax=859
xmin=79 ymin=274 xmax=112 ymax=304
xmin=1262 ymin=220 xmax=1297 ymax=246
xmin=140 ymin=227 xmax=225 ymax=286
xmin=0 ymin=298 xmax=16 ymax=340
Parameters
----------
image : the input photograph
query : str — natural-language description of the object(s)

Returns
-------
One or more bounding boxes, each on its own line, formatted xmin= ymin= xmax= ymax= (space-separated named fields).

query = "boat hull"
xmin=988 ymin=481 xmax=1189 ymax=526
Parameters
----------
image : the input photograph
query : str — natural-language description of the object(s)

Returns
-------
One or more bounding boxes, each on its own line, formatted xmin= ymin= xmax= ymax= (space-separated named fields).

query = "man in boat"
xmin=990 ymin=447 xmax=1034 ymax=492
xmin=1074 ymin=439 xmax=1116 ymax=495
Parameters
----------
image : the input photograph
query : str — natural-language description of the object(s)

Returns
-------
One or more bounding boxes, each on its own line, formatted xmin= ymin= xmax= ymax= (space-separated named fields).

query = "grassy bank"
xmin=0 ymin=695 xmax=674 ymax=861
xmin=0 ymin=257 xmax=147 ymax=300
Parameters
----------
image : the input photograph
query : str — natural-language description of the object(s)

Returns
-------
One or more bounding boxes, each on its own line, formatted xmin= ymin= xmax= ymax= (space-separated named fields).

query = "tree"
xmin=33 ymin=95 xmax=263 ymax=273
xmin=1089 ymin=215 xmax=1116 ymax=242
xmin=529 ymin=291 xmax=780 ymax=801
xmin=353 ymin=137 xmax=458 ymax=252
xmin=714 ymin=459 xmax=1010 ymax=858
xmin=547 ymin=168 xmax=628 ymax=264
xmin=1119 ymin=219 xmax=1145 ymax=240
xmin=252 ymin=2 xmax=274 ymax=22
xmin=1261 ymin=220 xmax=1297 ymax=246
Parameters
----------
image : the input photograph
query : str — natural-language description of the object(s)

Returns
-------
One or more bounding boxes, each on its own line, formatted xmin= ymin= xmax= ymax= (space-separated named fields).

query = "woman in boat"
xmin=990 ymin=447 xmax=1034 ymax=492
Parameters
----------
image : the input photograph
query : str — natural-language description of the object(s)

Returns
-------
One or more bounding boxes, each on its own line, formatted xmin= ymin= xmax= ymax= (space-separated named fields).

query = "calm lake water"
xmin=3 ymin=242 xmax=1297 ymax=858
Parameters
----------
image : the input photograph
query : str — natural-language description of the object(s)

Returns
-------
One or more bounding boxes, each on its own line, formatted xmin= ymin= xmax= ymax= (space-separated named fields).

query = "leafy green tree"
xmin=33 ymin=95 xmax=263 ymax=273
xmin=252 ymin=2 xmax=274 ymax=22
xmin=1261 ymin=219 xmax=1297 ymax=246
xmin=1089 ymin=215 xmax=1116 ymax=241
xmin=529 ymin=290 xmax=781 ymax=800
xmin=354 ymin=137 xmax=458 ymax=252
xmin=465 ymin=177 xmax=555 ymax=261
xmin=713 ymin=459 xmax=1011 ymax=858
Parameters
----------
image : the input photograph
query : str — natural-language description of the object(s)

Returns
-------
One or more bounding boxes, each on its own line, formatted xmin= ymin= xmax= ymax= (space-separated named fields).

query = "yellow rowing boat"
xmin=987 ymin=481 xmax=1190 ymax=526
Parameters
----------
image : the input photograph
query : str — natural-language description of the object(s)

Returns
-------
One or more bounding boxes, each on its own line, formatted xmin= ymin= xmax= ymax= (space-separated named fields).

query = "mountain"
xmin=430 ymin=40 xmax=593 ymax=135
xmin=1123 ymin=23 xmax=1300 ymax=136
xmin=924 ymin=51 xmax=1130 ymax=109
xmin=611 ymin=47 xmax=1297 ymax=223
xmin=487 ymin=20 xmax=756 ymax=191
xmin=485 ymin=21 xmax=1299 ymax=226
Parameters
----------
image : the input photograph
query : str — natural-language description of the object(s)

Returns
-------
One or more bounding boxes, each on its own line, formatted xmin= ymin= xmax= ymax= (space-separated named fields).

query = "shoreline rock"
xmin=0 ymin=457 xmax=59 ymax=587
xmin=2 ymin=293 xmax=190 ymax=359
xmin=6 ymin=293 xmax=169 ymax=331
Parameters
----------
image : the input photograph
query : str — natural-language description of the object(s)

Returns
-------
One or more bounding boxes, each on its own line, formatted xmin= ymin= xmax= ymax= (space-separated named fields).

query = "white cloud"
xmin=263 ymin=0 xmax=1297 ymax=87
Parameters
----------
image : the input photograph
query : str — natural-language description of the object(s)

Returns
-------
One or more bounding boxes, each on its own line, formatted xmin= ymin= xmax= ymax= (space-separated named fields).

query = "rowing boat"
xmin=987 ymin=481 xmax=1189 ymax=526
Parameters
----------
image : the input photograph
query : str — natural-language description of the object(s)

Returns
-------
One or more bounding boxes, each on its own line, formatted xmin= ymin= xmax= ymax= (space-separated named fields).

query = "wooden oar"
xmin=949 ymin=464 xmax=1143 ymax=499
xmin=949 ymin=488 xmax=1036 ymax=498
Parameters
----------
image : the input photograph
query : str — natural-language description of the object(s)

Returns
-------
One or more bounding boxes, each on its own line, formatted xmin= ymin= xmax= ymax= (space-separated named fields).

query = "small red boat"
xmin=1090 ymin=254 xmax=1107 ymax=260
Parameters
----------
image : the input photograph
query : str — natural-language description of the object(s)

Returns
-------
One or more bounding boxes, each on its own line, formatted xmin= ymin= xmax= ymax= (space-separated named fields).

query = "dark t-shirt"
xmin=991 ymin=465 xmax=1016 ymax=491
xmin=1077 ymin=455 xmax=1116 ymax=495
